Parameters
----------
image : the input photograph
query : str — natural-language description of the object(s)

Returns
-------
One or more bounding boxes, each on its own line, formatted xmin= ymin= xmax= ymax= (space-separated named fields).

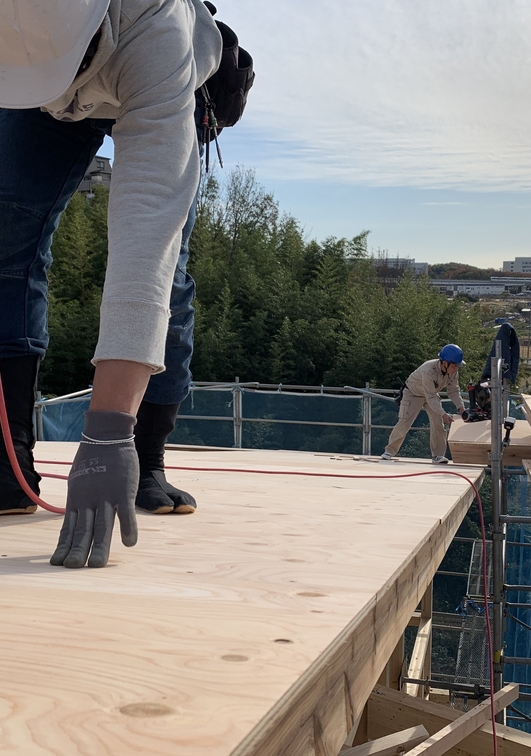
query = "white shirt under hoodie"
xmin=43 ymin=0 xmax=222 ymax=373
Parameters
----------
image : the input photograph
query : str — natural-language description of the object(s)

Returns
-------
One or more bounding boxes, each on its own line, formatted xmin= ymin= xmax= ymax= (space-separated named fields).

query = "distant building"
xmin=432 ymin=277 xmax=531 ymax=297
xmin=371 ymin=255 xmax=429 ymax=276
xmin=432 ymin=280 xmax=505 ymax=297
xmin=78 ymin=155 xmax=112 ymax=195
xmin=502 ymin=257 xmax=531 ymax=274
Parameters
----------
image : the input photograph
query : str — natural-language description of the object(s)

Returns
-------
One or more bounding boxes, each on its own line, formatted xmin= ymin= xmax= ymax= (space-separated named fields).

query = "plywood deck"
xmin=1 ymin=444 xmax=484 ymax=756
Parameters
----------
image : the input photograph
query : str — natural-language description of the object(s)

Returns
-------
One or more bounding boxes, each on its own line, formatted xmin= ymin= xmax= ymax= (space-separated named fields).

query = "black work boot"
xmin=0 ymin=355 xmax=40 ymax=514
xmin=134 ymin=400 xmax=197 ymax=515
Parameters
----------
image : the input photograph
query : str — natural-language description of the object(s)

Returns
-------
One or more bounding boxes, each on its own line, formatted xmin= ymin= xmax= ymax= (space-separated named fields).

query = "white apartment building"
xmin=431 ymin=280 xmax=506 ymax=297
xmin=503 ymin=257 xmax=531 ymax=273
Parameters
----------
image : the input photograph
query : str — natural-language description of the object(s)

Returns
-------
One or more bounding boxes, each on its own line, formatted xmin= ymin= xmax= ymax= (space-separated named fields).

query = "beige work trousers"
xmin=385 ymin=389 xmax=447 ymax=458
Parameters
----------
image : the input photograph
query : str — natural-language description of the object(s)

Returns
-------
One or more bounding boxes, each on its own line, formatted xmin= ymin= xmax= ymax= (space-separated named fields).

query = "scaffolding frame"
xmin=443 ymin=341 xmax=531 ymax=713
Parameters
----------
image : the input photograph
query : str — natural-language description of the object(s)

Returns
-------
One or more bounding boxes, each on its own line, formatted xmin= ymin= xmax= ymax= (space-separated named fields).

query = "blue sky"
xmin=103 ymin=0 xmax=531 ymax=269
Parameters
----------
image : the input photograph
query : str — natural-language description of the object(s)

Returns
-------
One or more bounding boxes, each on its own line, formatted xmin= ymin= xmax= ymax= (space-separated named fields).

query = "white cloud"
xmin=216 ymin=0 xmax=531 ymax=190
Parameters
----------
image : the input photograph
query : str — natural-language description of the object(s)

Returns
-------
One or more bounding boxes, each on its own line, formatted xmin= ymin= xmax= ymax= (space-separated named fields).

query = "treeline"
xmin=40 ymin=187 xmax=108 ymax=396
xmin=428 ymin=262 xmax=500 ymax=280
xmin=41 ymin=166 xmax=491 ymax=396
xmin=428 ymin=261 xmax=530 ymax=280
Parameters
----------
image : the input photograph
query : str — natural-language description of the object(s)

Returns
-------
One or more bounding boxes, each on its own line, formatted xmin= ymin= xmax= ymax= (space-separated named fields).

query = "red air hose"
xmin=0 ymin=371 xmax=65 ymax=514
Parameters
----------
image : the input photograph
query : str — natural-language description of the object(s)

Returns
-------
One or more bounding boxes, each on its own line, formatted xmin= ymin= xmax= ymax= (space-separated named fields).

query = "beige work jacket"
xmin=405 ymin=359 xmax=465 ymax=417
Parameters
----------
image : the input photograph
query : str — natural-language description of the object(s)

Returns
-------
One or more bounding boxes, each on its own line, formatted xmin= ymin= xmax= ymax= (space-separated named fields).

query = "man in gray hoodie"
xmin=0 ymin=0 xmax=222 ymax=567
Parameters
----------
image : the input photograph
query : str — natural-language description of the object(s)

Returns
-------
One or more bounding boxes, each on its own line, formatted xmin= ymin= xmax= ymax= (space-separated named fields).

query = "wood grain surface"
xmin=1 ymin=444 xmax=484 ymax=756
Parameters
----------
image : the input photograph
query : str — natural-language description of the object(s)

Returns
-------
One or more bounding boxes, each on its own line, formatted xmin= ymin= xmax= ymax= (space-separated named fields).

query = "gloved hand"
xmin=50 ymin=411 xmax=139 ymax=569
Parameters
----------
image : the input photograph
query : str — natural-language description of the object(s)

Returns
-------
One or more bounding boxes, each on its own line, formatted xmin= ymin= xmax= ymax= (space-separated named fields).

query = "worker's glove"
xmin=50 ymin=411 xmax=139 ymax=569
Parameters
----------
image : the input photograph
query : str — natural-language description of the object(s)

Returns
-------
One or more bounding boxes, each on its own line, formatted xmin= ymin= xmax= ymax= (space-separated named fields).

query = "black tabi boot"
xmin=0 ymin=355 xmax=41 ymax=514
xmin=134 ymin=400 xmax=197 ymax=515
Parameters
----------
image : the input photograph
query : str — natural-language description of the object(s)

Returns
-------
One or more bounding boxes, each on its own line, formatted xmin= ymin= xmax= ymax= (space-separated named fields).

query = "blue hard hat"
xmin=439 ymin=344 xmax=465 ymax=366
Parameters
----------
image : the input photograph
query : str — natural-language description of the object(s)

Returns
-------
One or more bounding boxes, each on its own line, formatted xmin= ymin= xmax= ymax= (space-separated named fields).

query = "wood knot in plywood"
xmin=221 ymin=654 xmax=249 ymax=662
xmin=119 ymin=702 xmax=175 ymax=717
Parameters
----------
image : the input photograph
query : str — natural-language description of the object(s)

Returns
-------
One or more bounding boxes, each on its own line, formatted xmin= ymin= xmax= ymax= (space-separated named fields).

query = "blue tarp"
xmin=41 ymin=399 xmax=90 ymax=441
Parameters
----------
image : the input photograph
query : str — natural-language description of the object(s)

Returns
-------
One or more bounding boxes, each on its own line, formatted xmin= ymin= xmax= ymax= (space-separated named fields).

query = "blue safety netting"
xmin=504 ymin=473 xmax=531 ymax=732
xmin=40 ymin=386 xmax=461 ymax=455
xmin=40 ymin=398 xmax=90 ymax=441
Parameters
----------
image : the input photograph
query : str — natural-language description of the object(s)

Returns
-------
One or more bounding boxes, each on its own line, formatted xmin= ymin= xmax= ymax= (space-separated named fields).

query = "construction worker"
xmin=0 ymin=0 xmax=222 ymax=567
xmin=381 ymin=344 xmax=466 ymax=464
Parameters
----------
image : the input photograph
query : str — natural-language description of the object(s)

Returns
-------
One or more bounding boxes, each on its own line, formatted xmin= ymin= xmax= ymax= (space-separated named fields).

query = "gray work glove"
xmin=50 ymin=411 xmax=139 ymax=569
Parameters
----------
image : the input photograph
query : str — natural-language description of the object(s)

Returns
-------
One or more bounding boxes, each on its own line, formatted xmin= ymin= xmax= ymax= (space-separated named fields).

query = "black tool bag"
xmin=394 ymin=382 xmax=406 ymax=407
xmin=200 ymin=20 xmax=255 ymax=135
xmin=198 ymin=3 xmax=255 ymax=168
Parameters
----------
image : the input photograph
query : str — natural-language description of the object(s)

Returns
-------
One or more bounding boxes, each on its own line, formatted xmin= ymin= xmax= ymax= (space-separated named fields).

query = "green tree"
xmin=40 ymin=187 xmax=109 ymax=395
xmin=41 ymin=167 xmax=495 ymax=400
xmin=192 ymin=283 xmax=246 ymax=381
xmin=270 ymin=318 xmax=299 ymax=384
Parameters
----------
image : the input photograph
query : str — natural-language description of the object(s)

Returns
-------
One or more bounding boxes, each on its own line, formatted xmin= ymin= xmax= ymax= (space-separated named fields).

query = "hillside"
xmin=428 ymin=262 xmax=499 ymax=279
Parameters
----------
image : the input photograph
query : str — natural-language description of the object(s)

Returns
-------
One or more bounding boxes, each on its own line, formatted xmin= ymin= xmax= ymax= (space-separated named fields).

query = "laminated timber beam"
xmin=404 ymin=618 xmax=432 ymax=698
xmin=522 ymin=459 xmax=531 ymax=480
xmin=368 ymin=685 xmax=531 ymax=756
xmin=341 ymin=725 xmax=429 ymax=755
xmin=404 ymin=584 xmax=433 ymax=699
xmin=406 ymin=684 xmax=518 ymax=756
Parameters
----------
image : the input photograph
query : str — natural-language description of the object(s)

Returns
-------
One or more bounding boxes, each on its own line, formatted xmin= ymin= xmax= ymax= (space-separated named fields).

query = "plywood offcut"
xmin=520 ymin=394 xmax=531 ymax=427
xmin=448 ymin=417 xmax=531 ymax=465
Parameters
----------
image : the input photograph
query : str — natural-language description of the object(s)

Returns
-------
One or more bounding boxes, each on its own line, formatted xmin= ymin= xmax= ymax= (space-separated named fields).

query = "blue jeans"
xmin=0 ymin=108 xmax=196 ymax=405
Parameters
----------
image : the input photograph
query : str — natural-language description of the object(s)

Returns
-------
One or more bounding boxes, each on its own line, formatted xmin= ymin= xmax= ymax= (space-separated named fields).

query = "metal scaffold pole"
xmin=362 ymin=381 xmax=372 ymax=456
xmin=233 ymin=376 xmax=242 ymax=449
xmin=490 ymin=340 xmax=506 ymax=713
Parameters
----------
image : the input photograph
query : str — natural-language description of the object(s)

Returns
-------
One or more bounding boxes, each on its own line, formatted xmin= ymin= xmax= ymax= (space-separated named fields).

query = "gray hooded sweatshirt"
xmin=43 ymin=0 xmax=222 ymax=373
